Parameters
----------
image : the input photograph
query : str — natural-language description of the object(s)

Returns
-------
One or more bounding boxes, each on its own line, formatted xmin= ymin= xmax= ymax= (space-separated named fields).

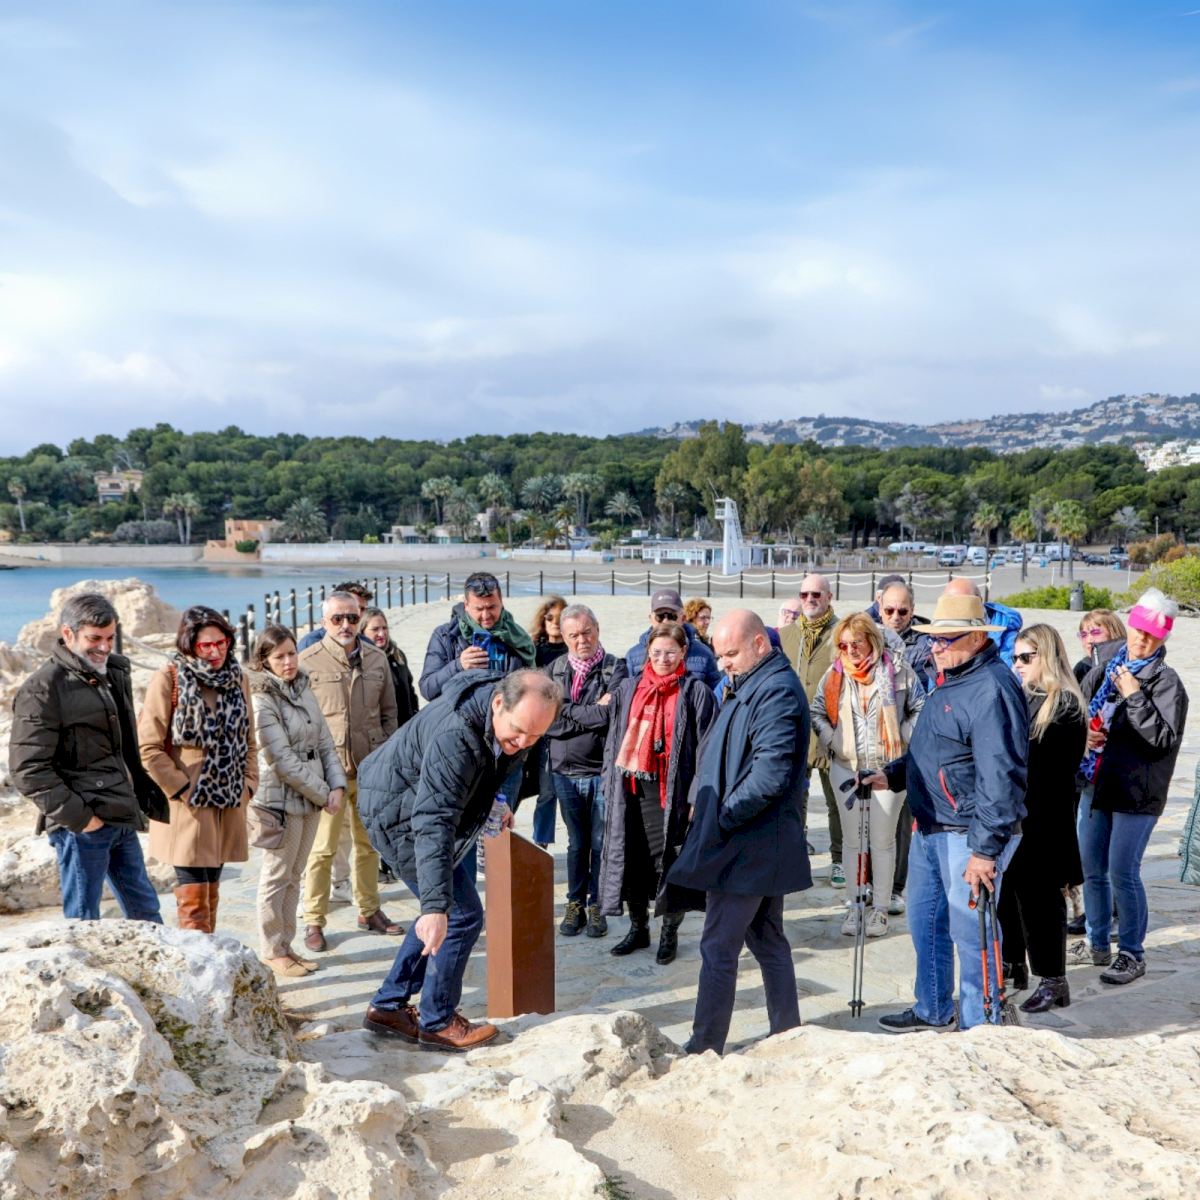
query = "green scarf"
xmin=799 ymin=607 xmax=836 ymax=660
xmin=456 ymin=605 xmax=537 ymax=667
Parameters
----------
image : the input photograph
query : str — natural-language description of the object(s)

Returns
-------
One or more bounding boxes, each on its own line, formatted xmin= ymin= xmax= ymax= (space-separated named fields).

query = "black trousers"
xmin=175 ymin=865 xmax=223 ymax=885
xmin=997 ymin=847 xmax=1067 ymax=978
xmin=689 ymin=892 xmax=801 ymax=1055
xmin=622 ymin=788 xmax=658 ymax=922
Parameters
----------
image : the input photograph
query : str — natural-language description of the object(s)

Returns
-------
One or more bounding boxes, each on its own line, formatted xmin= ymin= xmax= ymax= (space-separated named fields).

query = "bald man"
xmin=943 ymin=578 xmax=1023 ymax=667
xmin=668 ymin=610 xmax=811 ymax=1055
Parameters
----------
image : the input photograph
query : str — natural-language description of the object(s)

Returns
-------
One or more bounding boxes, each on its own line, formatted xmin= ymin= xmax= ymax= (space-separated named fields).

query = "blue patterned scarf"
xmin=1078 ymin=644 xmax=1162 ymax=783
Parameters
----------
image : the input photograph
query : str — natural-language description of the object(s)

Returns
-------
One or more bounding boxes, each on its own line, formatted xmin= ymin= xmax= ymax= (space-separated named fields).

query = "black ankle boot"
xmin=1002 ymin=961 xmax=1030 ymax=992
xmin=611 ymin=919 xmax=651 ymax=956
xmin=656 ymin=915 xmax=682 ymax=964
xmin=1019 ymin=976 xmax=1070 ymax=1014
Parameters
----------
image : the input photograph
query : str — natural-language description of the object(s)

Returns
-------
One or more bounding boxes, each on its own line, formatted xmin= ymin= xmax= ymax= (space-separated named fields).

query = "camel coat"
xmin=139 ymin=664 xmax=258 ymax=868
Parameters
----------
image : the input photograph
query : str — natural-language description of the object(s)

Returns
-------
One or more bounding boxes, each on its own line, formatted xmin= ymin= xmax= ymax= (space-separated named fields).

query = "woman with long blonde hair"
xmin=1001 ymin=623 xmax=1087 ymax=1012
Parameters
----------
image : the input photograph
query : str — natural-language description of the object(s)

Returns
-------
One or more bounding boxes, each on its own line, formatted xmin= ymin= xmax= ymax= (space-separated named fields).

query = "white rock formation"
xmin=17 ymin=578 xmax=181 ymax=653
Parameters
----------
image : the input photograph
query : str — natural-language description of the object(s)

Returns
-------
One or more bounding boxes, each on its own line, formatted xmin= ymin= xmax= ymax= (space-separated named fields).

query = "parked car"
xmin=1083 ymin=553 xmax=1107 ymax=566
xmin=1007 ymin=547 xmax=1025 ymax=564
xmin=1109 ymin=545 xmax=1126 ymax=556
xmin=966 ymin=547 xmax=988 ymax=567
xmin=938 ymin=546 xmax=966 ymax=567
xmin=989 ymin=553 xmax=1007 ymax=568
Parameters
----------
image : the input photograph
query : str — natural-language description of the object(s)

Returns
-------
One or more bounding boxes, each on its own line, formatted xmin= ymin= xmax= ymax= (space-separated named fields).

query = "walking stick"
xmin=847 ymin=776 xmax=872 ymax=1019
xmin=970 ymin=886 xmax=1020 ymax=1026
xmin=970 ymin=888 xmax=995 ymax=1024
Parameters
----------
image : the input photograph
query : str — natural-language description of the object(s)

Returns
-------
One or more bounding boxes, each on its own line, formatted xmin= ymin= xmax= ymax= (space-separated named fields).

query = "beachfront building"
xmin=93 ymin=469 xmax=144 ymax=504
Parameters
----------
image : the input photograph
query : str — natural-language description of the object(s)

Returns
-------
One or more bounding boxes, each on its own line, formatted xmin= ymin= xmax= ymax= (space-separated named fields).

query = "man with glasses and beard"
xmin=624 ymin=589 xmax=720 ymax=688
xmin=300 ymin=591 xmax=401 ymax=951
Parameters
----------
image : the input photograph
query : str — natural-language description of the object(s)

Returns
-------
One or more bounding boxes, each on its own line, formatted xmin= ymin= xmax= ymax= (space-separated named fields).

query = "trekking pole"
xmin=847 ymin=776 xmax=872 ymax=1019
xmin=969 ymin=889 xmax=995 ymax=1023
xmin=982 ymin=889 xmax=1014 ymax=1024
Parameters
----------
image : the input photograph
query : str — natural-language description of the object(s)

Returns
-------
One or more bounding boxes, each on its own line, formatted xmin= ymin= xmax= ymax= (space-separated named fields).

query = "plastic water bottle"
xmin=483 ymin=796 xmax=509 ymax=838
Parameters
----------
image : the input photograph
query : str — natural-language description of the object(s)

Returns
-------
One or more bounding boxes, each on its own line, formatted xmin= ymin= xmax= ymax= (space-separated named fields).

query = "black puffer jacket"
xmin=356 ymin=672 xmax=525 ymax=913
xmin=9 ymin=642 xmax=163 ymax=833
xmin=544 ymin=653 xmax=628 ymax=777
xmin=1080 ymin=654 xmax=1188 ymax=817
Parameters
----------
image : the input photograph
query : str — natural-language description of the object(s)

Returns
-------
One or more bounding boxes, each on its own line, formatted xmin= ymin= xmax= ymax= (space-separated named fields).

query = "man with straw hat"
xmin=866 ymin=589 xmax=1029 ymax=1031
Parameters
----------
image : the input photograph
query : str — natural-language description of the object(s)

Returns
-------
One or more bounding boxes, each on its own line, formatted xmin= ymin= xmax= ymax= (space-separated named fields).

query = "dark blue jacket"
xmin=625 ymin=623 xmax=721 ymax=690
xmin=667 ymin=649 xmax=812 ymax=898
xmin=356 ymin=672 xmax=523 ymax=914
xmin=985 ymin=601 xmax=1022 ymax=667
xmin=419 ymin=604 xmax=529 ymax=702
xmin=885 ymin=641 xmax=1028 ymax=859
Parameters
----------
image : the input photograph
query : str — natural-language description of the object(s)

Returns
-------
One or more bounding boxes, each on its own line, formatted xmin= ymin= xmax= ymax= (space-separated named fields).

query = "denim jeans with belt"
xmin=370 ymin=858 xmax=484 ymax=1031
xmin=1077 ymin=786 xmax=1157 ymax=959
xmin=907 ymin=828 xmax=1019 ymax=1029
xmin=551 ymin=772 xmax=605 ymax=906
xmin=47 ymin=824 xmax=163 ymax=922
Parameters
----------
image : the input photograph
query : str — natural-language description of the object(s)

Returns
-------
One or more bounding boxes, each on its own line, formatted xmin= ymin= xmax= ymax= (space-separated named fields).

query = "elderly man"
xmin=778 ymin=574 xmax=842 ymax=883
xmin=668 ymin=610 xmax=811 ymax=1055
xmin=872 ymin=591 xmax=1028 ymax=1032
xmin=543 ymin=604 xmax=627 ymax=939
xmin=419 ymin=572 xmax=536 ymax=703
xmin=9 ymin=593 xmax=163 ymax=923
xmin=300 ymin=591 xmax=401 ymax=951
xmin=625 ymin=589 xmax=720 ymax=688
xmin=777 ymin=599 xmax=802 ymax=628
xmin=873 ymin=580 xmax=932 ymax=675
xmin=943 ymin=577 xmax=1022 ymax=667
xmin=357 ymin=670 xmax=561 ymax=1051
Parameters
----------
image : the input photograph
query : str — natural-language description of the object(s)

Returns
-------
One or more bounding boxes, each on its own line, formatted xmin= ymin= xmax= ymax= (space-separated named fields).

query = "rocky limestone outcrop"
xmin=17 ymin=578 xmax=181 ymax=653
xmin=0 ymin=922 xmax=419 ymax=1199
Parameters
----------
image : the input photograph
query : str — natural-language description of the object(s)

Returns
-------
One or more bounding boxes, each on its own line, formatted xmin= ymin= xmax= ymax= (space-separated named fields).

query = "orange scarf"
xmin=822 ymin=652 xmax=904 ymax=764
xmin=615 ymin=663 xmax=684 ymax=809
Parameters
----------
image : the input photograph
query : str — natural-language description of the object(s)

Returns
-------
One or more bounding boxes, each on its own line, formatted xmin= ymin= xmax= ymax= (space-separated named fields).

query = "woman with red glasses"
xmin=1073 ymin=609 xmax=1126 ymax=684
xmin=812 ymin=612 xmax=925 ymax=939
xmin=139 ymin=606 xmax=257 ymax=933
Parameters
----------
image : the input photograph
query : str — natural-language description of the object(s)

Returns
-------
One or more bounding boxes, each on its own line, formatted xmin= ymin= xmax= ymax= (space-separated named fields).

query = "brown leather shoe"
xmin=363 ymin=1004 xmax=420 ymax=1043
xmin=418 ymin=1012 xmax=498 ymax=1053
xmin=357 ymin=909 xmax=404 ymax=935
xmin=303 ymin=924 xmax=328 ymax=953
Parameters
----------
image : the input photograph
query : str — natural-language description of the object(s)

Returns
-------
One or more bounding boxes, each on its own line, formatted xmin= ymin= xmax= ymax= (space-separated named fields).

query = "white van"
xmin=966 ymin=546 xmax=988 ymax=567
xmin=938 ymin=546 xmax=966 ymax=566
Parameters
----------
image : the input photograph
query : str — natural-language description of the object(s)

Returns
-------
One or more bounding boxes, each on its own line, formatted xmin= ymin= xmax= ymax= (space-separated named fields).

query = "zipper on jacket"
xmin=938 ymin=768 xmax=958 ymax=810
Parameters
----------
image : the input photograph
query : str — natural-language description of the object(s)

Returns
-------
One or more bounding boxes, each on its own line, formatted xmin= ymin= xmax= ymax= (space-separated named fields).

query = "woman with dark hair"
xmin=1073 ymin=609 xmax=1127 ymax=684
xmin=139 ymin=606 xmax=257 ymax=932
xmin=248 ymin=625 xmax=346 ymax=977
xmin=1001 ymin=623 xmax=1087 ymax=1012
xmin=525 ymin=595 xmax=567 ymax=847
xmin=361 ymin=607 xmax=419 ymax=726
xmin=597 ymin=623 xmax=718 ymax=963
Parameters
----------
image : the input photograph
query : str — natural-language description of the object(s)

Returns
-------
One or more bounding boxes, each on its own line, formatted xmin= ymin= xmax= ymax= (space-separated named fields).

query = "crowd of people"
xmin=7 ymin=567 xmax=1191 ymax=1055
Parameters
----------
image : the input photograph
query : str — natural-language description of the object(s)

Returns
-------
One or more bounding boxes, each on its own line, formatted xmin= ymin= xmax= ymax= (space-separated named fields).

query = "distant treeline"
xmin=1 ymin=421 xmax=1195 ymax=551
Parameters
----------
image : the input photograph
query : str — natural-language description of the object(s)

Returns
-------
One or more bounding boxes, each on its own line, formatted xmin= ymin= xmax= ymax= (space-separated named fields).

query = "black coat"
xmin=383 ymin=642 xmax=420 ymax=726
xmin=356 ymin=672 xmax=524 ymax=913
xmin=418 ymin=605 xmax=530 ymax=701
xmin=1073 ymin=637 xmax=1122 ymax=685
xmin=1080 ymin=654 xmax=1188 ymax=817
xmin=596 ymin=674 xmax=718 ymax=916
xmin=544 ymin=653 xmax=628 ymax=777
xmin=667 ymin=649 xmax=813 ymax=899
xmin=1010 ymin=694 xmax=1086 ymax=887
xmin=9 ymin=642 xmax=163 ymax=833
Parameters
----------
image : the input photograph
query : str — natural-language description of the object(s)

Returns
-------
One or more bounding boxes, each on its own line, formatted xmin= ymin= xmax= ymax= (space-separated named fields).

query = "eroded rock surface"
xmin=16 ymin=578 xmax=181 ymax=653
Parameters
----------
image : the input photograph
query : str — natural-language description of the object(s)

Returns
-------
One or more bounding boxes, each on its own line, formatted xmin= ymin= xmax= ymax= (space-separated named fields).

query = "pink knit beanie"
xmin=1127 ymin=587 xmax=1177 ymax=641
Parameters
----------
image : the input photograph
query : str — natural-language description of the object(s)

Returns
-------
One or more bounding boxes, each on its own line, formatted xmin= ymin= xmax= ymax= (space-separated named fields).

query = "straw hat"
xmin=912 ymin=593 xmax=1005 ymax=635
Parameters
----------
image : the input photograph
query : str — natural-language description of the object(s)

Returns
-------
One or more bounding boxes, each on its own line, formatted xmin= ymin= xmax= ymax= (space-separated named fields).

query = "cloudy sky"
xmin=1 ymin=1 xmax=1199 ymax=455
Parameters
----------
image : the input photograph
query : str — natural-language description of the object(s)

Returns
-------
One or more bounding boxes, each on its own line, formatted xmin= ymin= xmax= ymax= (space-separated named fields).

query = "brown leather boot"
xmin=174 ymin=884 xmax=210 ymax=931
xmin=206 ymin=881 xmax=220 ymax=933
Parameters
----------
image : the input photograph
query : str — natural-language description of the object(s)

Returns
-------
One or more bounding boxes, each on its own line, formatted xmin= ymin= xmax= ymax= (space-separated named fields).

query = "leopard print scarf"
xmin=171 ymin=653 xmax=248 ymax=809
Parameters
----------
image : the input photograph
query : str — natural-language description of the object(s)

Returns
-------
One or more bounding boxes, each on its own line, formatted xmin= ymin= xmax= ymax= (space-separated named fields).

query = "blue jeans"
xmin=47 ymin=824 xmax=163 ymax=923
xmin=551 ymin=772 xmax=605 ymax=906
xmin=371 ymin=859 xmax=484 ymax=1031
xmin=531 ymin=744 xmax=557 ymax=845
xmin=907 ymin=829 xmax=1019 ymax=1030
xmin=1078 ymin=786 xmax=1157 ymax=959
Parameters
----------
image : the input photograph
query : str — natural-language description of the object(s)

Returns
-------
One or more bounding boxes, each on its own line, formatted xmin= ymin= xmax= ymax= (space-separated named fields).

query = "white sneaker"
xmin=888 ymin=892 xmax=906 ymax=915
xmin=866 ymin=908 xmax=889 ymax=938
xmin=330 ymin=879 xmax=352 ymax=905
xmin=841 ymin=907 xmax=861 ymax=937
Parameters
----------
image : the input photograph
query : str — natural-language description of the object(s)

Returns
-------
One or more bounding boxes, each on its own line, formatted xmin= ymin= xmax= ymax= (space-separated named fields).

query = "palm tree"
xmin=178 ymin=492 xmax=202 ymax=543
xmin=604 ymin=490 xmax=641 ymax=531
xmin=1048 ymin=500 xmax=1088 ymax=580
xmin=798 ymin=510 xmax=835 ymax=565
xmin=656 ymin=481 xmax=689 ymax=538
xmin=161 ymin=493 xmax=187 ymax=544
xmin=445 ymin=487 xmax=478 ymax=540
xmin=562 ymin=472 xmax=603 ymax=527
xmin=477 ymin=472 xmax=510 ymax=512
xmin=277 ymin=497 xmax=328 ymax=543
xmin=1010 ymin=509 xmax=1036 ymax=583
xmin=7 ymin=477 xmax=27 ymax=532
xmin=520 ymin=474 xmax=564 ymax=514
xmin=971 ymin=501 xmax=1002 ymax=549
xmin=420 ymin=476 xmax=455 ymax=526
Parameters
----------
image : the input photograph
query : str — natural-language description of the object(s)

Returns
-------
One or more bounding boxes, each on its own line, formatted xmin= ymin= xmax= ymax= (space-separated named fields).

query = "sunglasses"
xmin=465 ymin=576 xmax=501 ymax=596
xmin=882 ymin=607 xmax=911 ymax=618
xmin=328 ymin=612 xmax=360 ymax=625
xmin=1013 ymin=651 xmax=1038 ymax=665
xmin=928 ymin=631 xmax=974 ymax=649
xmin=1077 ymin=628 xmax=1106 ymax=639
xmin=652 ymin=610 xmax=680 ymax=621
xmin=837 ymin=641 xmax=870 ymax=653
xmin=798 ymin=591 xmax=826 ymax=600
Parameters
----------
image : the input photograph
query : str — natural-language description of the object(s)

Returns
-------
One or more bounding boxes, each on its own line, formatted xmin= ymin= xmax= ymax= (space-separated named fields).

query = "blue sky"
xmin=1 ymin=1 xmax=1198 ymax=454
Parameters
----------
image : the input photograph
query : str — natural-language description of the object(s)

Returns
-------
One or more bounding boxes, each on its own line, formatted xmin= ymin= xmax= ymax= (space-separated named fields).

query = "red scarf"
xmin=615 ymin=662 xmax=684 ymax=808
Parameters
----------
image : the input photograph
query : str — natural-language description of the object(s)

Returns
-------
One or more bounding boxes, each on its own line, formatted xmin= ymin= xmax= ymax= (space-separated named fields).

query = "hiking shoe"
xmin=585 ymin=905 xmax=608 ymax=938
xmin=559 ymin=901 xmax=586 ymax=937
xmin=363 ymin=1004 xmax=420 ymax=1044
xmin=1099 ymin=952 xmax=1146 ymax=986
xmin=878 ymin=1008 xmax=956 ymax=1034
xmin=419 ymin=1012 xmax=498 ymax=1053
xmin=1066 ymin=914 xmax=1086 ymax=936
xmin=1068 ymin=939 xmax=1112 ymax=967
xmin=865 ymin=908 xmax=888 ymax=938
xmin=888 ymin=892 xmax=906 ymax=915
xmin=841 ymin=907 xmax=860 ymax=937
xmin=830 ymin=862 xmax=846 ymax=889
